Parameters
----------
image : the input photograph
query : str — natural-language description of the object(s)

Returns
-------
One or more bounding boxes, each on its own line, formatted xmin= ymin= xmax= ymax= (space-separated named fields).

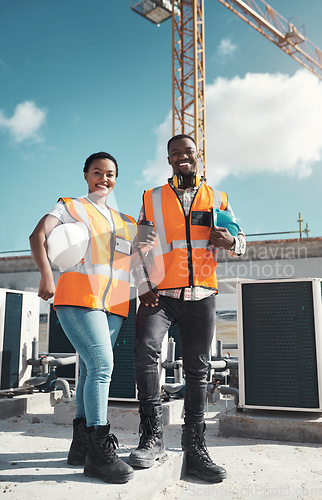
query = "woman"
xmin=30 ymin=152 xmax=148 ymax=484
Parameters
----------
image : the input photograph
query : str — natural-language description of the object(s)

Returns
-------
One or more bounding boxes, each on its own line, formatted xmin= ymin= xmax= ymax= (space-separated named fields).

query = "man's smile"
xmin=177 ymin=161 xmax=192 ymax=168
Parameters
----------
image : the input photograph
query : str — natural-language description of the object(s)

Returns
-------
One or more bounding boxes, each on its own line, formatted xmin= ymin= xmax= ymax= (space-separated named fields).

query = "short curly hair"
xmin=167 ymin=134 xmax=197 ymax=154
xmin=83 ymin=152 xmax=118 ymax=177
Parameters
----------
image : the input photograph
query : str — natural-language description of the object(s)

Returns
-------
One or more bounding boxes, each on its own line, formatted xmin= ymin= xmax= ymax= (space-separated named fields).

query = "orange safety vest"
xmin=143 ymin=183 xmax=227 ymax=291
xmin=53 ymin=197 xmax=137 ymax=318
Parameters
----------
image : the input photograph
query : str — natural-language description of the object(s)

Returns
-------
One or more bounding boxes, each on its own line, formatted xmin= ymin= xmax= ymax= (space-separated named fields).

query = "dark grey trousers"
xmin=134 ymin=293 xmax=216 ymax=424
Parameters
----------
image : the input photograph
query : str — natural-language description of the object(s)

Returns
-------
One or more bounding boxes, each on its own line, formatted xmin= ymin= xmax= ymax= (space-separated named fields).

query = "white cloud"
xmin=136 ymin=111 xmax=172 ymax=187
xmin=205 ymin=69 xmax=322 ymax=185
xmin=139 ymin=69 xmax=322 ymax=187
xmin=217 ymin=38 xmax=238 ymax=58
xmin=0 ymin=101 xmax=47 ymax=143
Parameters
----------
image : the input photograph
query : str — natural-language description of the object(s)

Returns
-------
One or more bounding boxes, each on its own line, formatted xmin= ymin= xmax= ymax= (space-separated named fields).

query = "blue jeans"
xmin=56 ymin=306 xmax=123 ymax=428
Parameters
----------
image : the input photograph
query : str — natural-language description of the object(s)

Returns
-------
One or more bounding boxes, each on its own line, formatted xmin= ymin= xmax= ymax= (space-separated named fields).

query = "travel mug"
xmin=137 ymin=220 xmax=154 ymax=243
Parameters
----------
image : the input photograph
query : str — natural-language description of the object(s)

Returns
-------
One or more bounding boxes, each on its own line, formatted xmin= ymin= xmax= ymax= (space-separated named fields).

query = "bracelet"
xmin=229 ymin=239 xmax=236 ymax=252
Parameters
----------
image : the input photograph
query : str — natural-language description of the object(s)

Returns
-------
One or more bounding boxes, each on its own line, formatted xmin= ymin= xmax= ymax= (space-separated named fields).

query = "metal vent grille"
xmin=48 ymin=305 xmax=75 ymax=379
xmin=242 ymin=281 xmax=319 ymax=408
xmin=109 ymin=296 xmax=137 ymax=399
xmin=1 ymin=292 xmax=23 ymax=390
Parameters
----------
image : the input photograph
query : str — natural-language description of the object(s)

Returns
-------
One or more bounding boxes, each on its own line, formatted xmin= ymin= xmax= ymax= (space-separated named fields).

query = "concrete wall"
xmin=217 ymin=237 xmax=322 ymax=281
xmin=1 ymin=237 xmax=322 ymax=293
xmin=0 ymin=256 xmax=59 ymax=313
xmin=1 ymin=238 xmax=321 ymax=354
xmin=0 ymin=256 xmax=59 ymax=293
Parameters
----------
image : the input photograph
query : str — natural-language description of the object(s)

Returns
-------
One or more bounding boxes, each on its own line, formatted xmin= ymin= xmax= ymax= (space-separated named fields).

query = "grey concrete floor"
xmin=0 ymin=395 xmax=322 ymax=500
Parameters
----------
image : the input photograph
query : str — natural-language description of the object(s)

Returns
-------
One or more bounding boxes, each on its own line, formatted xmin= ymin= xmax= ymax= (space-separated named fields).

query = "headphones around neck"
xmin=171 ymin=172 xmax=203 ymax=189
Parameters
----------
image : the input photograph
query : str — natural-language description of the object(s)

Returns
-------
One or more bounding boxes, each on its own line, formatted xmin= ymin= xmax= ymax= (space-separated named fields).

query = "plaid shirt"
xmin=135 ymin=181 xmax=245 ymax=301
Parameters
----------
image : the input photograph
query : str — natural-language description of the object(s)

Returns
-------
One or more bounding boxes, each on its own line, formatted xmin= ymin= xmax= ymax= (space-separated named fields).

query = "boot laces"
xmin=138 ymin=417 xmax=159 ymax=450
xmin=194 ymin=433 xmax=213 ymax=464
xmin=101 ymin=433 xmax=119 ymax=457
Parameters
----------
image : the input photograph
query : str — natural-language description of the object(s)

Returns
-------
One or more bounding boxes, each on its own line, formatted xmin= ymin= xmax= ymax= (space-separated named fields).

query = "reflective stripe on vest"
xmin=53 ymin=197 xmax=136 ymax=317
xmin=143 ymin=183 xmax=227 ymax=290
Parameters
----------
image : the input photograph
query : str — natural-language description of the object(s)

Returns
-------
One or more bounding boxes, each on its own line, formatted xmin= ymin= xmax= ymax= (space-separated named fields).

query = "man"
xmin=129 ymin=134 xmax=246 ymax=483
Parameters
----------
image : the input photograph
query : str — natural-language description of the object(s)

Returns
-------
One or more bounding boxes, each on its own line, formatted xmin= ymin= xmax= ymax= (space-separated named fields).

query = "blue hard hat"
xmin=214 ymin=209 xmax=240 ymax=236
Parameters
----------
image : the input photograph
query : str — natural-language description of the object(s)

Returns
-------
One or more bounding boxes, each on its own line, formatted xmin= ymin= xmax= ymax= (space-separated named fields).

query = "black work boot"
xmin=84 ymin=424 xmax=134 ymax=483
xmin=67 ymin=417 xmax=88 ymax=465
xmin=129 ymin=405 xmax=165 ymax=468
xmin=181 ymin=422 xmax=227 ymax=483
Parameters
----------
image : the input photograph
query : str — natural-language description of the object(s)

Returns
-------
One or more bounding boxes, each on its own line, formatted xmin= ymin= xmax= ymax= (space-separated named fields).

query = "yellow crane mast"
xmin=217 ymin=0 xmax=322 ymax=80
xmin=172 ymin=1 xmax=206 ymax=176
xmin=130 ymin=0 xmax=322 ymax=177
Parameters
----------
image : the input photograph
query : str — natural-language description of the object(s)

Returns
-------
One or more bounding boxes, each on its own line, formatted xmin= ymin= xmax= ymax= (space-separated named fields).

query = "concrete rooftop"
xmin=1 ymin=393 xmax=322 ymax=500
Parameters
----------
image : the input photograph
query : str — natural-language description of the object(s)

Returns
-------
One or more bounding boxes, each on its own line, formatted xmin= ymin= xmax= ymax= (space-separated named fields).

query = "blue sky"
xmin=1 ymin=0 xmax=322 ymax=254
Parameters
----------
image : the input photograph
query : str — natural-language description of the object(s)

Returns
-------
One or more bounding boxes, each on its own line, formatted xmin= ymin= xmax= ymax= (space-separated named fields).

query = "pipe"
xmin=162 ymin=337 xmax=181 ymax=369
xmin=162 ymin=359 xmax=183 ymax=370
xmin=215 ymin=340 xmax=238 ymax=355
xmin=174 ymin=365 xmax=183 ymax=385
xmin=208 ymin=360 xmax=226 ymax=369
xmin=27 ymin=355 xmax=76 ymax=368
xmin=45 ymin=353 xmax=76 ymax=358
xmin=216 ymin=339 xmax=223 ymax=358
xmin=214 ymin=369 xmax=230 ymax=380
xmin=41 ymin=356 xmax=76 ymax=367
xmin=23 ymin=376 xmax=48 ymax=387
xmin=225 ymin=359 xmax=238 ymax=369
xmin=163 ymin=382 xmax=184 ymax=394
xmin=49 ymin=356 xmax=76 ymax=367
xmin=208 ymin=359 xmax=238 ymax=370
xmin=41 ymin=363 xmax=49 ymax=376
xmin=162 ymin=336 xmax=184 ymax=395
xmin=220 ymin=385 xmax=239 ymax=406
xmin=23 ymin=376 xmax=71 ymax=401
xmin=27 ymin=358 xmax=42 ymax=367
xmin=167 ymin=337 xmax=176 ymax=362
xmin=55 ymin=378 xmax=71 ymax=401
xmin=222 ymin=343 xmax=238 ymax=350
xmin=32 ymin=337 xmax=39 ymax=359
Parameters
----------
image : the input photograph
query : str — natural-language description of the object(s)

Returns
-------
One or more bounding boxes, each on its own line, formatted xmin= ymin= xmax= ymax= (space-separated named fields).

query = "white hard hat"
xmin=47 ymin=222 xmax=89 ymax=272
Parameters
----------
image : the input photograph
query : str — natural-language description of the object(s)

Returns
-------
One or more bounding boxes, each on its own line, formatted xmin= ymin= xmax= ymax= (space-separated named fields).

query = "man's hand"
xmin=208 ymin=226 xmax=235 ymax=250
xmin=138 ymin=231 xmax=157 ymax=254
xmin=138 ymin=284 xmax=159 ymax=307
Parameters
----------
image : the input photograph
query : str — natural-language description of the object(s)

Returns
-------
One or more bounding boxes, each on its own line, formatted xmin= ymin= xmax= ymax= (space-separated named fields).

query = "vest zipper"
xmin=171 ymin=185 xmax=198 ymax=288
xmin=86 ymin=200 xmax=115 ymax=310
xmin=185 ymin=213 xmax=193 ymax=287
xmin=102 ymin=207 xmax=115 ymax=310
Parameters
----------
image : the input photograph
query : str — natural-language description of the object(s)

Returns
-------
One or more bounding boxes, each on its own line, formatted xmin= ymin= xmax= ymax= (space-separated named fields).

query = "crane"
xmin=130 ymin=0 xmax=322 ymax=177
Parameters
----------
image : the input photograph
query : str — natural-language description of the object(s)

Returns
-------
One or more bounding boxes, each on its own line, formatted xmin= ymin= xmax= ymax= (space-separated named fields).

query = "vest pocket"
xmin=191 ymin=211 xmax=212 ymax=227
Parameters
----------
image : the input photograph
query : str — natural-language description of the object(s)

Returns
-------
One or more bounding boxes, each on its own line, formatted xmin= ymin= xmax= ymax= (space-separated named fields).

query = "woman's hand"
xmin=38 ymin=274 xmax=56 ymax=301
xmin=30 ymin=214 xmax=61 ymax=301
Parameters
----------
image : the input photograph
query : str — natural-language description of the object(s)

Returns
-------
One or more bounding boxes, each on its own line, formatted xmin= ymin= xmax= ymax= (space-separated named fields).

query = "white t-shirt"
xmin=47 ymin=196 xmax=113 ymax=228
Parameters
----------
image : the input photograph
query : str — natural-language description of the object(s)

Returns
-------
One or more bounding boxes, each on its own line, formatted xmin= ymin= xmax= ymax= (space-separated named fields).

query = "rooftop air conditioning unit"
xmin=237 ymin=279 xmax=322 ymax=412
xmin=47 ymin=288 xmax=166 ymax=402
xmin=0 ymin=288 xmax=39 ymax=391
xmin=48 ymin=304 xmax=76 ymax=380
xmin=109 ymin=288 xmax=167 ymax=401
